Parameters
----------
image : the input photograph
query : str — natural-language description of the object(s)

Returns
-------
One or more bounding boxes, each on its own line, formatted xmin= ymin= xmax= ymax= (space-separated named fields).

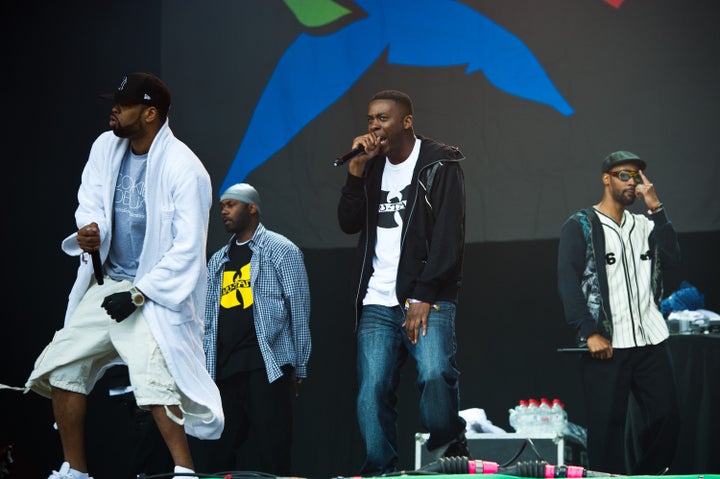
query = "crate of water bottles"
xmin=508 ymin=397 xmax=567 ymax=436
xmin=416 ymin=398 xmax=587 ymax=468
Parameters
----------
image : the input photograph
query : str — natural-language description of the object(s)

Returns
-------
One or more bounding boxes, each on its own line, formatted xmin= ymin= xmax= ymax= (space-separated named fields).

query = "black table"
xmin=628 ymin=334 xmax=720 ymax=474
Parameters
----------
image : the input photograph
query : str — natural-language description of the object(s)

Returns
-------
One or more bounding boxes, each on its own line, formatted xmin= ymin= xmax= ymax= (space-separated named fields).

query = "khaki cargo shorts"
xmin=26 ymin=277 xmax=181 ymax=409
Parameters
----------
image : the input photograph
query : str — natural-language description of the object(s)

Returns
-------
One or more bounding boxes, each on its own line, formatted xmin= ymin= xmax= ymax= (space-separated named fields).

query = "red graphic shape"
xmin=605 ymin=0 xmax=625 ymax=7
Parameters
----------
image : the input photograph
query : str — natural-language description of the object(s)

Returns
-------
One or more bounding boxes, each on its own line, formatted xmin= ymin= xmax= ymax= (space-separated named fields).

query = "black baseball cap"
xmin=602 ymin=150 xmax=647 ymax=173
xmin=99 ymin=72 xmax=171 ymax=114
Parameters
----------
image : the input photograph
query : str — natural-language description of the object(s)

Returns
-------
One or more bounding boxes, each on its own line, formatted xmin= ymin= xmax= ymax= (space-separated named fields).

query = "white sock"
xmin=173 ymin=465 xmax=198 ymax=479
xmin=173 ymin=465 xmax=197 ymax=477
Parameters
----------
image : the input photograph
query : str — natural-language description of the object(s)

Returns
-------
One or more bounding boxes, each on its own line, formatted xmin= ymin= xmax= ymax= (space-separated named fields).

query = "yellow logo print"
xmin=220 ymin=263 xmax=253 ymax=309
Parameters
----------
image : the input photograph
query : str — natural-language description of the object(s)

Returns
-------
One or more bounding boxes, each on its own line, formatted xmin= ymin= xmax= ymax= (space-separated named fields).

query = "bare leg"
xmin=51 ymin=387 xmax=89 ymax=473
xmin=150 ymin=405 xmax=194 ymax=470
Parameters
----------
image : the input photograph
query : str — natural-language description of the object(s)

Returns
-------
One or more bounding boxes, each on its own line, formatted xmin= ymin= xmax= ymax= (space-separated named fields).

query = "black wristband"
xmin=647 ymin=203 xmax=664 ymax=215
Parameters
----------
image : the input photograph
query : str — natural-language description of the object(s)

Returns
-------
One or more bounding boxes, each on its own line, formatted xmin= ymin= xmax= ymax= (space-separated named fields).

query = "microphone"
xmin=332 ymin=145 xmax=365 ymax=167
xmin=91 ymin=250 xmax=104 ymax=285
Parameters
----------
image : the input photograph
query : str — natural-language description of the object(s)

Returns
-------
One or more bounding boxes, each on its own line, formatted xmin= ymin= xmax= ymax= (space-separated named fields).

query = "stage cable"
xmin=394 ymin=456 xmax=617 ymax=477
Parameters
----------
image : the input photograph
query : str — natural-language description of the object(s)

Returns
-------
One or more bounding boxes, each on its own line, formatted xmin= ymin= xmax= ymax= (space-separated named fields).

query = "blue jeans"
xmin=356 ymin=302 xmax=465 ymax=476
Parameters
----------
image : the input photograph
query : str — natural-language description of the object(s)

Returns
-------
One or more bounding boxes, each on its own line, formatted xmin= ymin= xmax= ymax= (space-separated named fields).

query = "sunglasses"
xmin=608 ymin=170 xmax=643 ymax=183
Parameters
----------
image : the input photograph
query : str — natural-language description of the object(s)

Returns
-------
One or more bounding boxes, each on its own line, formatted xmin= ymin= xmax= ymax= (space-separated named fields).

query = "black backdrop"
xmin=2 ymin=1 xmax=719 ymax=478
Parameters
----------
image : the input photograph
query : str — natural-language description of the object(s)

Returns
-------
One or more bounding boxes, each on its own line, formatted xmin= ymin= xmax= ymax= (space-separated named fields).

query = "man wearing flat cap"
xmin=192 ymin=183 xmax=311 ymax=475
xmin=24 ymin=72 xmax=223 ymax=479
xmin=557 ymin=150 xmax=680 ymax=475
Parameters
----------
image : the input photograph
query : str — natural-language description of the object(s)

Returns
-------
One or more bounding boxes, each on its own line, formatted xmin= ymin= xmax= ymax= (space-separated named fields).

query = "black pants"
xmin=190 ymin=367 xmax=293 ymax=475
xmin=581 ymin=341 xmax=679 ymax=475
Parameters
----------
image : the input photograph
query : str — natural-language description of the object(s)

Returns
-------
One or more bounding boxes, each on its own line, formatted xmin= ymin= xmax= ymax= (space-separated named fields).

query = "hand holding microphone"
xmin=332 ymin=134 xmax=381 ymax=172
xmin=79 ymin=223 xmax=104 ymax=285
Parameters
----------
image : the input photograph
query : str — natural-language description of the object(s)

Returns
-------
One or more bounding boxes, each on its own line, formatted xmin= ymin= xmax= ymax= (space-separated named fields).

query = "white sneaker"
xmin=48 ymin=462 xmax=74 ymax=479
xmin=48 ymin=462 xmax=93 ymax=479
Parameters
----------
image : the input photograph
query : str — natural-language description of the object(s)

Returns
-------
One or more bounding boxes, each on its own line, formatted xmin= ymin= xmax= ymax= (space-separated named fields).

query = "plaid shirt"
xmin=203 ymin=223 xmax=311 ymax=383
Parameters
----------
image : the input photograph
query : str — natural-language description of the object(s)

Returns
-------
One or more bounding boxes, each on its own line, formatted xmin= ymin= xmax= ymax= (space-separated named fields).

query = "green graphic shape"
xmin=283 ymin=0 xmax=352 ymax=27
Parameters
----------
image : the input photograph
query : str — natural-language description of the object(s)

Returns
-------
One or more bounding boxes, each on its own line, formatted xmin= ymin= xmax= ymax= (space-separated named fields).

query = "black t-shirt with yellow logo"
xmin=217 ymin=241 xmax=264 ymax=380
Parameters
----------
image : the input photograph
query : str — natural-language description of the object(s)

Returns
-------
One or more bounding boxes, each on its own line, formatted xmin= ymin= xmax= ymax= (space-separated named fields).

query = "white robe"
xmin=27 ymin=119 xmax=224 ymax=440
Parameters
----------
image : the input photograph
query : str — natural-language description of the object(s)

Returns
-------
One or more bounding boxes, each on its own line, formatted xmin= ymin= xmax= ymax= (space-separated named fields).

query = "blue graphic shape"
xmin=222 ymin=0 xmax=574 ymax=191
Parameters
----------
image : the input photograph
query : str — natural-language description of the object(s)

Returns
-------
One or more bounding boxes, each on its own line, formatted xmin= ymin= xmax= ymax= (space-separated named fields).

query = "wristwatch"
xmin=129 ymin=287 xmax=145 ymax=307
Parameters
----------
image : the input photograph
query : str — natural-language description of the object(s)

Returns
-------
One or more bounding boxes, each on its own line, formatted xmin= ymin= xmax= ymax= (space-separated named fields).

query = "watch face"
xmin=130 ymin=289 xmax=144 ymax=306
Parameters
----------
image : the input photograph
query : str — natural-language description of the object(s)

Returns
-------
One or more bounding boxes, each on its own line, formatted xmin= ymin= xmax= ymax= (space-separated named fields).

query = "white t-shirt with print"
xmin=363 ymin=138 xmax=421 ymax=306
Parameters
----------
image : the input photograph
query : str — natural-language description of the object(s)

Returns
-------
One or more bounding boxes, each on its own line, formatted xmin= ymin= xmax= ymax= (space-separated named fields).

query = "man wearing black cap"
xmin=557 ymin=151 xmax=680 ymax=475
xmin=24 ymin=72 xmax=223 ymax=479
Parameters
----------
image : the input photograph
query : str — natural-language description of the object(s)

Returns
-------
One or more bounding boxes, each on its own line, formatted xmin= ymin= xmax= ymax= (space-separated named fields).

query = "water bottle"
xmin=538 ymin=397 xmax=552 ymax=433
xmin=550 ymin=398 xmax=568 ymax=435
xmin=526 ymin=398 xmax=540 ymax=434
xmin=509 ymin=399 xmax=528 ymax=433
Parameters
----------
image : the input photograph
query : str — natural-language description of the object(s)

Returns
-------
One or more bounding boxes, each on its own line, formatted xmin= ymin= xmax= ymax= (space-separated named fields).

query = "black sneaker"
xmin=442 ymin=433 xmax=471 ymax=459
